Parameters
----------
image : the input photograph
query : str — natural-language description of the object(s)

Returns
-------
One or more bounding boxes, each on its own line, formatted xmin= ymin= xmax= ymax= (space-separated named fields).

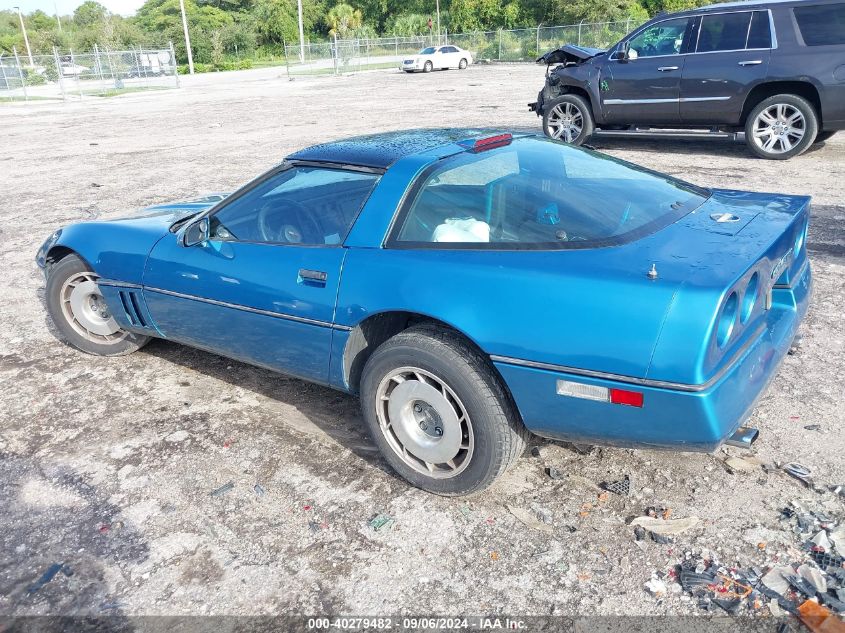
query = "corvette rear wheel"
xmin=360 ymin=324 xmax=528 ymax=496
xmin=543 ymin=94 xmax=594 ymax=145
xmin=46 ymin=254 xmax=150 ymax=356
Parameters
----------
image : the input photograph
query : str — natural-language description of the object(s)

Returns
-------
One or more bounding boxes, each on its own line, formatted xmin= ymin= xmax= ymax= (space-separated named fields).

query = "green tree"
xmin=73 ymin=1 xmax=108 ymax=28
xmin=386 ymin=13 xmax=429 ymax=35
xmin=326 ymin=3 xmax=362 ymax=38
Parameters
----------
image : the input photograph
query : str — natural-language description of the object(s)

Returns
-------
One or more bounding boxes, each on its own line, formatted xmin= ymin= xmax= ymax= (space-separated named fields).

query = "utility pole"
xmin=297 ymin=0 xmax=305 ymax=63
xmin=55 ymin=2 xmax=62 ymax=32
xmin=178 ymin=0 xmax=194 ymax=74
xmin=12 ymin=7 xmax=33 ymax=67
xmin=435 ymin=0 xmax=441 ymax=44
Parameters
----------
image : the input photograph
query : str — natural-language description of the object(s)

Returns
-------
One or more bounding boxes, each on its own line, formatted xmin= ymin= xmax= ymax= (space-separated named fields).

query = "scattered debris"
xmin=90 ymin=182 xmax=103 ymax=188
xmin=812 ymin=530 xmax=833 ymax=551
xmin=490 ymin=551 xmax=499 ymax=561
xmin=507 ymin=505 xmax=553 ymax=533
xmin=799 ymin=564 xmax=827 ymax=594
xmin=725 ymin=456 xmax=761 ymax=474
xmin=253 ymin=484 xmax=266 ymax=496
xmin=27 ymin=563 xmax=66 ymax=594
xmin=368 ymin=514 xmax=394 ymax=531
xmin=630 ymin=515 xmax=700 ymax=536
xmin=209 ymin=481 xmax=235 ymax=497
xmin=602 ymin=475 xmax=631 ymax=496
xmin=634 ymin=525 xmax=647 ymax=541
xmin=804 ymin=424 xmax=822 ymax=431
xmin=797 ymin=599 xmax=845 ymax=633
xmin=530 ymin=503 xmax=553 ymax=525
xmin=645 ymin=577 xmax=668 ymax=597
xmin=782 ymin=462 xmax=819 ymax=490
xmin=545 ymin=466 xmax=565 ymax=480
xmin=646 ymin=500 xmax=845 ymax=618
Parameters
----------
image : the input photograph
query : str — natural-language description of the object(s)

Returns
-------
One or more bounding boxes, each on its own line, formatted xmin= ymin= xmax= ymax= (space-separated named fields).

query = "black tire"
xmin=458 ymin=58 xmax=468 ymax=70
xmin=423 ymin=61 xmax=433 ymax=73
xmin=45 ymin=254 xmax=150 ymax=356
xmin=542 ymin=94 xmax=595 ymax=145
xmin=360 ymin=324 xmax=529 ymax=496
xmin=744 ymin=94 xmax=818 ymax=160
xmin=814 ymin=130 xmax=837 ymax=144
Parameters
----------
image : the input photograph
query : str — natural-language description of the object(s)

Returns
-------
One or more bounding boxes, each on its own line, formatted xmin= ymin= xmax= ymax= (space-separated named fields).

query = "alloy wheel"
xmin=375 ymin=366 xmax=474 ymax=478
xmin=59 ymin=272 xmax=126 ymax=344
xmin=751 ymin=103 xmax=806 ymax=154
xmin=546 ymin=102 xmax=584 ymax=143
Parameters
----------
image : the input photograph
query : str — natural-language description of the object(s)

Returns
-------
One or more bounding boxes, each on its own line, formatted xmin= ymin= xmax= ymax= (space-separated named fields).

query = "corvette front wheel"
xmin=45 ymin=254 xmax=150 ymax=356
xmin=360 ymin=324 xmax=528 ymax=496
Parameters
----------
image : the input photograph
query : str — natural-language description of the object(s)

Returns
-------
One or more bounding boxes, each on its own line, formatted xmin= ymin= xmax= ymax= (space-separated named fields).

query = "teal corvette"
xmin=36 ymin=129 xmax=811 ymax=495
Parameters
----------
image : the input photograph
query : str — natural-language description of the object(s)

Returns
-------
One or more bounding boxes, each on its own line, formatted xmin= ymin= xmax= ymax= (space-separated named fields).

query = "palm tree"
xmin=326 ymin=3 xmax=362 ymax=39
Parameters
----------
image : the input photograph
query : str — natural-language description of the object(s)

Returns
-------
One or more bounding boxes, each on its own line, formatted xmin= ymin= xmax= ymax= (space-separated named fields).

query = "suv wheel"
xmin=542 ymin=94 xmax=594 ymax=145
xmin=360 ymin=324 xmax=528 ymax=496
xmin=745 ymin=94 xmax=818 ymax=160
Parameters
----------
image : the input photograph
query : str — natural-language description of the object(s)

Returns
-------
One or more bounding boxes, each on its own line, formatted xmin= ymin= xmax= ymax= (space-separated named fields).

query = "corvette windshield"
xmin=394 ymin=136 xmax=709 ymax=249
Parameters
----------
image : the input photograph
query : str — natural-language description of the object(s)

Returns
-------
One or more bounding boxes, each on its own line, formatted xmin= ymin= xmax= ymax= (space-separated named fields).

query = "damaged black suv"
xmin=529 ymin=0 xmax=845 ymax=159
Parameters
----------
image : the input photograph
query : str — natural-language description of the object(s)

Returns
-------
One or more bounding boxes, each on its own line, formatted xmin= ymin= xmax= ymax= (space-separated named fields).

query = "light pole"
xmin=12 ymin=6 xmax=34 ymax=67
xmin=435 ymin=0 xmax=441 ymax=43
xmin=178 ymin=0 xmax=194 ymax=74
xmin=297 ymin=0 xmax=305 ymax=63
xmin=55 ymin=2 xmax=62 ymax=32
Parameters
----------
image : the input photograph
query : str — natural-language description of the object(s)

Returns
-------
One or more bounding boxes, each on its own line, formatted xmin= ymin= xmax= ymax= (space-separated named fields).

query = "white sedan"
xmin=400 ymin=45 xmax=473 ymax=73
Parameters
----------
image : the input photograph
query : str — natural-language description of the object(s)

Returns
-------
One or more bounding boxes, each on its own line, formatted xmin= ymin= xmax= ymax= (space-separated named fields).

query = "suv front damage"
xmin=528 ymin=45 xmax=606 ymax=116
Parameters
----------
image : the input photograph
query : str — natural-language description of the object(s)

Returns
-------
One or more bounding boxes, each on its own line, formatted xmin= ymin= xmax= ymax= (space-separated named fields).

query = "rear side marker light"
xmin=556 ymin=380 xmax=643 ymax=408
xmin=610 ymin=388 xmax=644 ymax=408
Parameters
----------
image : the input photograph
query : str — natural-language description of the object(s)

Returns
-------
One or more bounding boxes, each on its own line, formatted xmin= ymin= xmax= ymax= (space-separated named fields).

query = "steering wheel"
xmin=257 ymin=199 xmax=322 ymax=244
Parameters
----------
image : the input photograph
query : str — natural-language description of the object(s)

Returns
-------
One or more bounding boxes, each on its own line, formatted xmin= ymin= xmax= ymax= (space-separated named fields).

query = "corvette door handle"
xmin=657 ymin=66 xmax=679 ymax=72
xmin=298 ymin=268 xmax=328 ymax=287
xmin=738 ymin=60 xmax=763 ymax=66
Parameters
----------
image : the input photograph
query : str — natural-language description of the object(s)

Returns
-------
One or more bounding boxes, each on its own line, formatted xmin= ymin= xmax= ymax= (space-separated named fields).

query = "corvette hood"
xmin=107 ymin=193 xmax=229 ymax=226
xmin=536 ymin=44 xmax=605 ymax=65
xmin=39 ymin=193 xmax=230 ymax=285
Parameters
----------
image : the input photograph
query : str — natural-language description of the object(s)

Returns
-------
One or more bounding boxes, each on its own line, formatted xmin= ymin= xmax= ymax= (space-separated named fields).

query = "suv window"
xmin=210 ymin=166 xmax=379 ymax=245
xmin=747 ymin=11 xmax=772 ymax=49
xmin=628 ymin=18 xmax=690 ymax=58
xmin=794 ymin=3 xmax=845 ymax=46
xmin=392 ymin=137 xmax=708 ymax=249
xmin=697 ymin=12 xmax=752 ymax=52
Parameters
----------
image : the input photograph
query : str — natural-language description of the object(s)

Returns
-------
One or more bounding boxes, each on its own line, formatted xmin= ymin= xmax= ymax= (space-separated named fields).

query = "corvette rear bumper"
xmin=493 ymin=261 xmax=812 ymax=452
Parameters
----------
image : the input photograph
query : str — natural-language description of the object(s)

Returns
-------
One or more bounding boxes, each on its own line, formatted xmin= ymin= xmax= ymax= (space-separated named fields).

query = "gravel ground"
xmin=1 ymin=64 xmax=843 ymax=621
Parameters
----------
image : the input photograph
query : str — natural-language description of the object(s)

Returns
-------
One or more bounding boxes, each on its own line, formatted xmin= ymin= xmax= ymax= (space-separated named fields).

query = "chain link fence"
xmin=283 ymin=20 xmax=636 ymax=77
xmin=0 ymin=44 xmax=179 ymax=102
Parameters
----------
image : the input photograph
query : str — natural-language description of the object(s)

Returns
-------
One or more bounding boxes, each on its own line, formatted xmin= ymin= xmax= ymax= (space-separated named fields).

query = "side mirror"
xmin=183 ymin=217 xmax=210 ymax=247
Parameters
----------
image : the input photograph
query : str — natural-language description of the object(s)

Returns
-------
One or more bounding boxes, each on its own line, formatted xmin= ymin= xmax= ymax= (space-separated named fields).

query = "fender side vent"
xmin=118 ymin=290 xmax=147 ymax=328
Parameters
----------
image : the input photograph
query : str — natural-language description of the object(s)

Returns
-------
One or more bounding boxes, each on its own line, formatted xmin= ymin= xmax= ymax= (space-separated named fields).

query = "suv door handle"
xmin=657 ymin=66 xmax=679 ymax=72
xmin=738 ymin=60 xmax=763 ymax=66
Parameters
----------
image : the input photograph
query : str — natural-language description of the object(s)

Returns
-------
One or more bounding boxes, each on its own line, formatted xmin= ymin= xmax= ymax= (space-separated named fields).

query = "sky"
xmin=3 ymin=0 xmax=145 ymax=17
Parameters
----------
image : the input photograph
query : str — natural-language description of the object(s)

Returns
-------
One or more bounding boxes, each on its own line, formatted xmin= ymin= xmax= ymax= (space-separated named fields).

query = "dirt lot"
xmin=1 ymin=64 xmax=844 ymax=621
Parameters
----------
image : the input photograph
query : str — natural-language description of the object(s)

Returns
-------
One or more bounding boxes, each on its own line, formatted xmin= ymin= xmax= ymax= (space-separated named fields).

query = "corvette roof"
xmin=286 ymin=128 xmax=516 ymax=169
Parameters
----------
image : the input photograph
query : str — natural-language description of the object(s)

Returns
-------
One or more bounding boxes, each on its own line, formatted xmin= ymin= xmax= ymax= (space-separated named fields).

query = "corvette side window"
xmin=209 ymin=166 xmax=378 ymax=245
xmin=627 ymin=18 xmax=690 ymax=58
xmin=392 ymin=137 xmax=708 ymax=249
